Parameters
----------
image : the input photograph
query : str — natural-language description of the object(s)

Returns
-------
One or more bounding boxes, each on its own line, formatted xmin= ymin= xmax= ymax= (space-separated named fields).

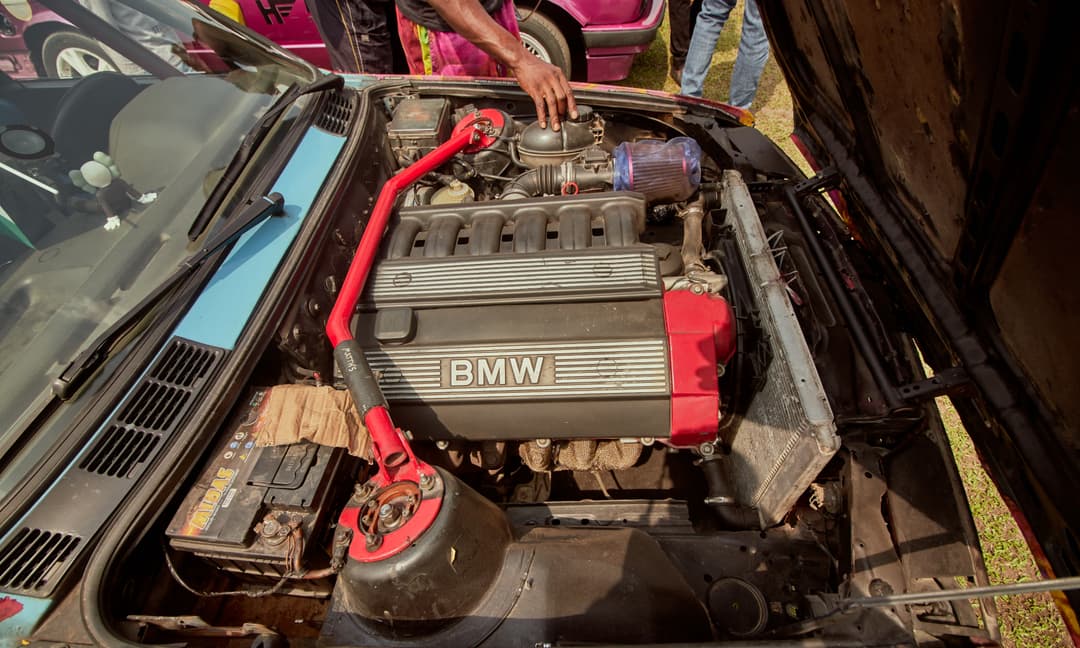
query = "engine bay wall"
xmin=68 ymin=87 xmax=997 ymax=648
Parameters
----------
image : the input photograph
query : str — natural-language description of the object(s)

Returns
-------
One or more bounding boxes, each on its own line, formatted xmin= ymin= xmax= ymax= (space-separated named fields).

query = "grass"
xmin=619 ymin=5 xmax=803 ymax=168
xmin=619 ymin=10 xmax=1070 ymax=647
xmin=938 ymin=399 xmax=1070 ymax=647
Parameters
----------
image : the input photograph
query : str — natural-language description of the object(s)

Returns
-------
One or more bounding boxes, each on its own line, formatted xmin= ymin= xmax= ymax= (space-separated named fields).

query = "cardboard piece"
xmin=251 ymin=385 xmax=371 ymax=459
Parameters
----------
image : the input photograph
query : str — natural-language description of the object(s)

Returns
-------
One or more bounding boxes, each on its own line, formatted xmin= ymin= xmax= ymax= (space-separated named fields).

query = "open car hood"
xmin=760 ymin=0 xmax=1080 ymax=612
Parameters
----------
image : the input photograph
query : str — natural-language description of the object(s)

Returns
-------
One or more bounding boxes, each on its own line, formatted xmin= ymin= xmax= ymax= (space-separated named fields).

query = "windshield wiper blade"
xmin=187 ymin=73 xmax=344 ymax=242
xmin=52 ymin=193 xmax=285 ymax=400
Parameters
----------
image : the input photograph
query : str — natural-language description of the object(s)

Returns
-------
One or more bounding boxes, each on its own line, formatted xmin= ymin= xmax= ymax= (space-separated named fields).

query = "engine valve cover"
xmin=352 ymin=193 xmax=733 ymax=444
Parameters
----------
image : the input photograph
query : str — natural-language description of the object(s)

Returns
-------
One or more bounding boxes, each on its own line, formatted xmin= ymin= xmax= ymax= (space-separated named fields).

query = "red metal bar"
xmin=326 ymin=123 xmax=482 ymax=346
xmin=326 ymin=110 xmax=502 ymax=483
xmin=362 ymin=406 xmax=408 ymax=480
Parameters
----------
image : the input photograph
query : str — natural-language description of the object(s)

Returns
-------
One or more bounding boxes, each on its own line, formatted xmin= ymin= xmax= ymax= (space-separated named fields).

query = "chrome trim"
xmin=366 ymin=339 xmax=669 ymax=400
xmin=364 ymin=249 xmax=661 ymax=306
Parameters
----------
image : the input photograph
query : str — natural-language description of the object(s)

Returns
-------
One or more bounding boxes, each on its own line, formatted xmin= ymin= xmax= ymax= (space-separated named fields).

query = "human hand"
xmin=509 ymin=54 xmax=577 ymax=131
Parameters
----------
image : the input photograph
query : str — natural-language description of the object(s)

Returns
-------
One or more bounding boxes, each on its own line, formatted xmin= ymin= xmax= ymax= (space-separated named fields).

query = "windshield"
xmin=0 ymin=0 xmax=317 ymax=440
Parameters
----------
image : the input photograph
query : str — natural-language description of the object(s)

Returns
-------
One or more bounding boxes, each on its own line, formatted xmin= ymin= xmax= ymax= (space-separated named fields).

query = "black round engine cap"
xmin=570 ymin=104 xmax=594 ymax=123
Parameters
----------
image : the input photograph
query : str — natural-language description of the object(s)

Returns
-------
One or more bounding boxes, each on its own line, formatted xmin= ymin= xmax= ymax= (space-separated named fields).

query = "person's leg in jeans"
xmin=667 ymin=0 xmax=703 ymax=85
xmin=728 ymin=0 xmax=770 ymax=109
xmin=679 ymin=0 xmax=736 ymax=97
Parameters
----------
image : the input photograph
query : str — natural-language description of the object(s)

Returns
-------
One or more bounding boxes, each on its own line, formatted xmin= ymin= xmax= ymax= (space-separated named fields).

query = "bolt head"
xmin=419 ymin=472 xmax=435 ymax=489
xmin=379 ymin=504 xmax=394 ymax=519
xmin=869 ymin=578 xmax=894 ymax=597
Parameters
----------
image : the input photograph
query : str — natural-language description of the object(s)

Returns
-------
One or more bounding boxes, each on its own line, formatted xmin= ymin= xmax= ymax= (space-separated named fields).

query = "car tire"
xmin=41 ymin=31 xmax=118 ymax=79
xmin=516 ymin=10 xmax=572 ymax=79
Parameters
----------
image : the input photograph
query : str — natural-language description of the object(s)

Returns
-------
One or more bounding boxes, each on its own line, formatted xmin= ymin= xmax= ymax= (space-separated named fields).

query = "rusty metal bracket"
xmin=897 ymin=367 xmax=971 ymax=402
xmin=127 ymin=615 xmax=277 ymax=638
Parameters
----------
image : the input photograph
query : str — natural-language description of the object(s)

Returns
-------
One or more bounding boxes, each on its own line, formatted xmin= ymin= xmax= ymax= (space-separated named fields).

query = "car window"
xmin=0 ymin=0 xmax=318 ymax=441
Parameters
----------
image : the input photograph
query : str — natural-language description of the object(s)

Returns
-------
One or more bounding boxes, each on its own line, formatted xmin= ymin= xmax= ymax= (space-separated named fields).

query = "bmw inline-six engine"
xmin=132 ymin=88 xmax=994 ymax=648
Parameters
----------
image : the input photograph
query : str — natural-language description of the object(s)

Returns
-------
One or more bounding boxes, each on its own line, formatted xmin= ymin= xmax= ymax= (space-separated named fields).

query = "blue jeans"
xmin=680 ymin=0 xmax=770 ymax=109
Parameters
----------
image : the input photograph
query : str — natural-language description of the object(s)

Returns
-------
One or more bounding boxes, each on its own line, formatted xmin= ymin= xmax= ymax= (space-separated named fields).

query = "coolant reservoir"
xmin=430 ymin=180 xmax=475 ymax=204
xmin=517 ymin=106 xmax=597 ymax=167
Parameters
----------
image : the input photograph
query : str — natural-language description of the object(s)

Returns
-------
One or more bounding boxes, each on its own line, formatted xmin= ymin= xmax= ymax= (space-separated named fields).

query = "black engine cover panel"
xmin=352 ymin=193 xmax=673 ymax=441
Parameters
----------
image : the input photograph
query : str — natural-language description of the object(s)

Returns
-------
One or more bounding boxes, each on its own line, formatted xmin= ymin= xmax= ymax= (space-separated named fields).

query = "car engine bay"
xmin=100 ymin=87 xmax=996 ymax=647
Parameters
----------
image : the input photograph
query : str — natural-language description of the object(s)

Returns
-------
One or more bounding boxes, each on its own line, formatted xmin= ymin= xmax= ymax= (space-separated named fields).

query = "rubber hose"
xmin=501 ymin=163 xmax=612 ymax=199
xmin=701 ymin=457 xmax=760 ymax=529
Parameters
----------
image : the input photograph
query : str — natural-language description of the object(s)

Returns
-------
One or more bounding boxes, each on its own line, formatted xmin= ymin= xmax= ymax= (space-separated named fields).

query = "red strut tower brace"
xmin=326 ymin=109 xmax=505 ymax=562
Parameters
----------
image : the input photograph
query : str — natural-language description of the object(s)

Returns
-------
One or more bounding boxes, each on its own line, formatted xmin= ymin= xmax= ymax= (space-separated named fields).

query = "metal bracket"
xmin=743 ymin=167 xmax=841 ymax=196
xmin=897 ymin=367 xmax=971 ymax=402
xmin=744 ymin=180 xmax=778 ymax=193
xmin=794 ymin=166 xmax=842 ymax=196
xmin=127 ymin=615 xmax=277 ymax=638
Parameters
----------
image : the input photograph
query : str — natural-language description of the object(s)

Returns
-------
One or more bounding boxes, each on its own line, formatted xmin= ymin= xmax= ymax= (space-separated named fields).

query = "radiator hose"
xmin=700 ymin=446 xmax=760 ymax=530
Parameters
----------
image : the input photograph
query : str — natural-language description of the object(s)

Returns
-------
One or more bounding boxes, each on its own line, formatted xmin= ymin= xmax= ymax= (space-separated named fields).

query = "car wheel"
xmin=516 ymin=10 xmax=572 ymax=78
xmin=41 ymin=31 xmax=118 ymax=79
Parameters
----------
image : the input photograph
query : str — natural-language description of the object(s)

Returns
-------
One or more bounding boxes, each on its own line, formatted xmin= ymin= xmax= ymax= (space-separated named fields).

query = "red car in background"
xmin=0 ymin=0 xmax=664 ymax=81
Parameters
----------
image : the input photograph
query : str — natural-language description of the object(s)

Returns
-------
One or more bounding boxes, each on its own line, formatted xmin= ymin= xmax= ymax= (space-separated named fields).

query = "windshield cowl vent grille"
xmin=0 ymin=529 xmax=81 ymax=595
xmin=314 ymin=88 xmax=355 ymax=136
xmin=77 ymin=338 xmax=221 ymax=480
xmin=0 ymin=337 xmax=225 ymax=598
xmin=118 ymin=382 xmax=188 ymax=431
xmin=151 ymin=339 xmax=217 ymax=387
xmin=79 ymin=425 xmax=161 ymax=478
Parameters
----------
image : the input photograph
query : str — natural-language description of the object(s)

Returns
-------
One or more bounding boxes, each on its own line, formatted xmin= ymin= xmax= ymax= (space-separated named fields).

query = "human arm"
xmin=423 ymin=0 xmax=578 ymax=130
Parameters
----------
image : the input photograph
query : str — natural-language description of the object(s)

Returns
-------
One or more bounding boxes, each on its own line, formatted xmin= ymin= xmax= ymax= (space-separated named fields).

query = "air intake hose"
xmin=502 ymin=137 xmax=704 ymax=202
xmin=501 ymin=161 xmax=612 ymax=200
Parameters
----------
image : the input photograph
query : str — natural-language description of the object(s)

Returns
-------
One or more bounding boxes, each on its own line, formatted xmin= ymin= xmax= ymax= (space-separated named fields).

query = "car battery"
xmin=387 ymin=97 xmax=451 ymax=165
xmin=167 ymin=388 xmax=355 ymax=579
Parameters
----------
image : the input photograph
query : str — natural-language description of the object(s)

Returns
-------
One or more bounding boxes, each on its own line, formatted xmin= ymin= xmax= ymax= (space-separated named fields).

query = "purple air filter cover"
xmin=613 ymin=137 xmax=702 ymax=202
